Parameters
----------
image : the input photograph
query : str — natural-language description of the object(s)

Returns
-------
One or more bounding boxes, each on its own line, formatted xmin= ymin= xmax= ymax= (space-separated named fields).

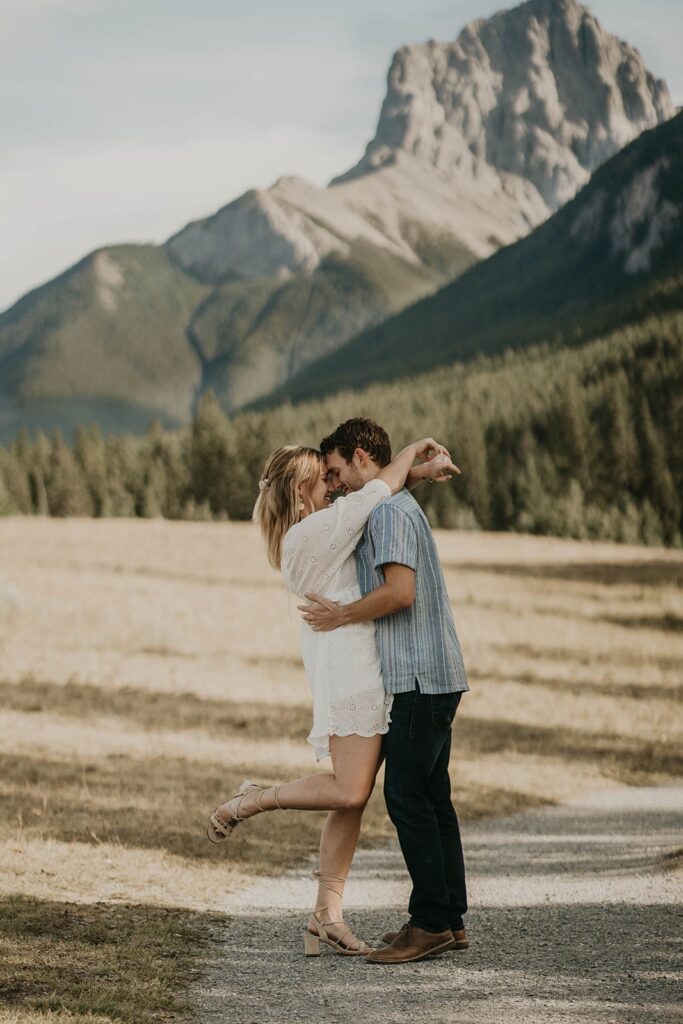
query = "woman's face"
xmin=301 ymin=463 xmax=333 ymax=516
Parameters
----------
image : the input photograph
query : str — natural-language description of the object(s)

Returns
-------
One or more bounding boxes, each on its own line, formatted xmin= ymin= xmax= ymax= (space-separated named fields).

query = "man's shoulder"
xmin=369 ymin=488 xmax=426 ymax=524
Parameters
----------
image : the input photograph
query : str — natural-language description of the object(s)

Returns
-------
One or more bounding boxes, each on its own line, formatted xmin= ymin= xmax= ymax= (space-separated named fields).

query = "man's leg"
xmin=430 ymin=692 xmax=467 ymax=931
xmin=383 ymin=686 xmax=451 ymax=933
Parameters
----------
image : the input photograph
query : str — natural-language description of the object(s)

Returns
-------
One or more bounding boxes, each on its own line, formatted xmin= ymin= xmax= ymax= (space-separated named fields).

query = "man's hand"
xmin=407 ymin=453 xmax=461 ymax=490
xmin=424 ymin=452 xmax=461 ymax=480
xmin=415 ymin=437 xmax=451 ymax=462
xmin=298 ymin=593 xmax=345 ymax=631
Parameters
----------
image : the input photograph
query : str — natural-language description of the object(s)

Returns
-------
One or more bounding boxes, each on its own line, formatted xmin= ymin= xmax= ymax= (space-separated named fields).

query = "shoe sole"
xmin=431 ymin=940 xmax=469 ymax=956
xmin=365 ymin=937 xmax=455 ymax=964
xmin=206 ymin=780 xmax=258 ymax=843
xmin=206 ymin=816 xmax=238 ymax=843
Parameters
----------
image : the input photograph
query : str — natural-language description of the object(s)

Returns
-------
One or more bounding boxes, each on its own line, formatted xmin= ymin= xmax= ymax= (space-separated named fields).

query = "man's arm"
xmin=299 ymin=563 xmax=415 ymax=631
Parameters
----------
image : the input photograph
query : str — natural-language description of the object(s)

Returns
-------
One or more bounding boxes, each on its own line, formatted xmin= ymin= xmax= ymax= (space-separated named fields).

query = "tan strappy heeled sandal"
xmin=304 ymin=869 xmax=374 ymax=956
xmin=206 ymin=781 xmax=283 ymax=843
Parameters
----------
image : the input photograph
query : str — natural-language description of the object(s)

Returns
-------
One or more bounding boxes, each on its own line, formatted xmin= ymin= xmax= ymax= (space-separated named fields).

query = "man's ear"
xmin=354 ymin=447 xmax=367 ymax=466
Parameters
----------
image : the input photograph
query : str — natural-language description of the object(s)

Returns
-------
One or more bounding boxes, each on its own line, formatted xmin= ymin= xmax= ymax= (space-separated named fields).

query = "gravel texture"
xmin=190 ymin=786 xmax=683 ymax=1024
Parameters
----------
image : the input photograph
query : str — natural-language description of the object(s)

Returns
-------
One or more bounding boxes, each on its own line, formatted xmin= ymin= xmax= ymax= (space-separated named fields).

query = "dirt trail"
xmin=191 ymin=786 xmax=683 ymax=1024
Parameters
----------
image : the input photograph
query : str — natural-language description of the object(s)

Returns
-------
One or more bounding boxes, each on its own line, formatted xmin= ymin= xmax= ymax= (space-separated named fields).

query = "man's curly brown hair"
xmin=320 ymin=418 xmax=392 ymax=467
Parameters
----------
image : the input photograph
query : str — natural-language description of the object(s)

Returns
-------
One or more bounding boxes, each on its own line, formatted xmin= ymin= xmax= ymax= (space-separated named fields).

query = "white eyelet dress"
xmin=281 ymin=478 xmax=394 ymax=762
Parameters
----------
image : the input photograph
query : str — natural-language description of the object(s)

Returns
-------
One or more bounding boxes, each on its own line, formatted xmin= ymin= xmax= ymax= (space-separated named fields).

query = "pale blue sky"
xmin=2 ymin=0 xmax=681 ymax=312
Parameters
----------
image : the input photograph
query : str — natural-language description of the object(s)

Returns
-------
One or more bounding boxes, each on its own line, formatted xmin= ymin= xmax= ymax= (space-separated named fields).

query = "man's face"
xmin=324 ymin=448 xmax=376 ymax=493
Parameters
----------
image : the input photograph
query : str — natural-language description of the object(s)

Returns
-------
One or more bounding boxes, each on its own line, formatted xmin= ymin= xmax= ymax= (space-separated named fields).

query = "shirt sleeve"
xmin=282 ymin=478 xmax=391 ymax=591
xmin=370 ymin=502 xmax=418 ymax=571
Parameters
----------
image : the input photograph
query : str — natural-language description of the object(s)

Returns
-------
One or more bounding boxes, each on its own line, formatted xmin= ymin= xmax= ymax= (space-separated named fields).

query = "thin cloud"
xmin=2 ymin=0 xmax=100 ymax=11
xmin=0 ymin=125 xmax=360 ymax=313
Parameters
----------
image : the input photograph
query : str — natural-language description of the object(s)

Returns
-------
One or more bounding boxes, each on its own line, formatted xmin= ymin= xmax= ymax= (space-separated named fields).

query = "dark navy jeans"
xmin=383 ymin=685 xmax=467 ymax=933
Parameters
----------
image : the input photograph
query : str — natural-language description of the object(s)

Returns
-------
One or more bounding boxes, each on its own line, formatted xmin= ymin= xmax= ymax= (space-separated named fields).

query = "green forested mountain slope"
xmin=2 ymin=0 xmax=675 ymax=443
xmin=0 ymin=217 xmax=467 ymax=444
xmin=0 ymin=246 xmax=209 ymax=440
xmin=241 ymin=310 xmax=682 ymax=546
xmin=188 ymin=240 xmax=454 ymax=412
xmin=265 ymin=111 xmax=683 ymax=407
xmin=2 ymin=308 xmax=680 ymax=546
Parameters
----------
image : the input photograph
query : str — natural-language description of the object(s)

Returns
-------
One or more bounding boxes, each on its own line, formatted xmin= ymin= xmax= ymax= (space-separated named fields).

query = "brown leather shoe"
xmin=381 ymin=924 xmax=468 ymax=952
xmin=366 ymin=923 xmax=454 ymax=964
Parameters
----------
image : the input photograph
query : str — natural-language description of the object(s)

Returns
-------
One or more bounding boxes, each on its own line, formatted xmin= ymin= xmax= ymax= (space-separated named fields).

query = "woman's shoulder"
xmin=358 ymin=478 xmax=391 ymax=498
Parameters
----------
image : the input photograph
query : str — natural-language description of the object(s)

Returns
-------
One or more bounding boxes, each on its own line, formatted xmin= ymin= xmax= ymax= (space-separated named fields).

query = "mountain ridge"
xmin=334 ymin=0 xmax=673 ymax=209
xmin=261 ymin=110 xmax=683 ymax=408
xmin=0 ymin=0 xmax=675 ymax=441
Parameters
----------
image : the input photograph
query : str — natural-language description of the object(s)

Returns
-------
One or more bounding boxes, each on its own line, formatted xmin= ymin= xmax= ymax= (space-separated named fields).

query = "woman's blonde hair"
xmin=253 ymin=445 xmax=325 ymax=569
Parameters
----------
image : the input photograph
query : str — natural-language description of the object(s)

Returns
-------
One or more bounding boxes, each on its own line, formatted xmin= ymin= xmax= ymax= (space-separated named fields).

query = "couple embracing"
xmin=207 ymin=418 xmax=470 ymax=965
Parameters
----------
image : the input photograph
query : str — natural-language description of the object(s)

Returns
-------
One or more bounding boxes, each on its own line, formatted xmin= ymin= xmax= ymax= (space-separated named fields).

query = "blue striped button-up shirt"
xmin=355 ymin=488 xmax=469 ymax=695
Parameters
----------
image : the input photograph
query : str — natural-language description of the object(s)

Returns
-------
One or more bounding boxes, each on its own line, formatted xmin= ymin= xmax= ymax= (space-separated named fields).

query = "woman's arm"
xmin=379 ymin=438 xmax=458 ymax=494
xmin=281 ymin=478 xmax=392 ymax=591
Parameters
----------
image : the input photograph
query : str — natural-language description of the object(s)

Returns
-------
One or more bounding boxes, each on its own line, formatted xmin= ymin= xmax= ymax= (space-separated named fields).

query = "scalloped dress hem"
xmin=310 ymin=715 xmax=393 ymax=763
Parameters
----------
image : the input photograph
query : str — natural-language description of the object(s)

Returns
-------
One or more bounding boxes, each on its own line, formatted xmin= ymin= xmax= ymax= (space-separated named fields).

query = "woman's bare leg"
xmin=314 ymin=809 xmax=362 ymax=912
xmin=212 ymin=733 xmax=383 ymax=820
xmin=308 ymin=735 xmax=382 ymax=948
xmin=313 ymin=734 xmax=382 ymax=919
xmin=210 ymin=733 xmax=384 ymax=948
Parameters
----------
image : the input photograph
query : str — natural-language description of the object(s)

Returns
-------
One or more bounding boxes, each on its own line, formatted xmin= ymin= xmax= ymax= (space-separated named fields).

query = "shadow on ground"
xmin=0 ymin=895 xmax=223 ymax=1023
xmin=193 ymin=901 xmax=681 ymax=1024
xmin=446 ymin=560 xmax=683 ymax=588
xmin=192 ymin=787 xmax=683 ymax=1024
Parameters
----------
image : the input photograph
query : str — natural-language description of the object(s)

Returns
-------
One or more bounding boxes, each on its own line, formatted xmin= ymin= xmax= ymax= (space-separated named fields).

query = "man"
xmin=299 ymin=417 xmax=469 ymax=965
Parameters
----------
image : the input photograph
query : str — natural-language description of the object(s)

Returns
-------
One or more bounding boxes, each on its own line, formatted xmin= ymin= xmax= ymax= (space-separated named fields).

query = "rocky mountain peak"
xmin=334 ymin=0 xmax=674 ymax=210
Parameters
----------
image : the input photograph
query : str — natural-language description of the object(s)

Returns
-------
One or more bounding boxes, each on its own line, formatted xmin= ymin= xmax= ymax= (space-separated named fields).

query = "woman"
xmin=207 ymin=437 xmax=456 ymax=956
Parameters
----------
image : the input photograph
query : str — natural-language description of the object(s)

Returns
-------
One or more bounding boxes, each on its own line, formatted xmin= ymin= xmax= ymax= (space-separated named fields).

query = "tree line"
xmin=1 ymin=312 xmax=681 ymax=547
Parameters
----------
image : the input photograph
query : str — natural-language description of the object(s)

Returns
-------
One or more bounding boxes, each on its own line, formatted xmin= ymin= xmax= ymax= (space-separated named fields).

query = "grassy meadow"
xmin=0 ymin=516 xmax=682 ymax=1021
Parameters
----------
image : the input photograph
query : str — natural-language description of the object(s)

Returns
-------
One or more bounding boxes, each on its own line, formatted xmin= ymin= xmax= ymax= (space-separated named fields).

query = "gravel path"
xmin=191 ymin=786 xmax=683 ymax=1024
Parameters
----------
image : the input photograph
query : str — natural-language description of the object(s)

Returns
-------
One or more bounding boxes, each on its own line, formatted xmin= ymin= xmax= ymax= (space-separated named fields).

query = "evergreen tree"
xmin=143 ymin=419 xmax=189 ymax=519
xmin=105 ymin=435 xmax=139 ymax=516
xmin=73 ymin=424 xmax=110 ymax=516
xmin=559 ymin=381 xmax=591 ymax=493
xmin=45 ymin=430 xmax=92 ymax=516
xmin=10 ymin=428 xmax=32 ymax=471
xmin=514 ymin=433 xmax=553 ymax=535
xmin=0 ymin=445 xmax=31 ymax=513
xmin=602 ymin=372 xmax=639 ymax=494
xmin=456 ymin=408 xmax=490 ymax=528
xmin=188 ymin=390 xmax=230 ymax=518
xmin=29 ymin=430 xmax=52 ymax=515
xmin=637 ymin=397 xmax=680 ymax=544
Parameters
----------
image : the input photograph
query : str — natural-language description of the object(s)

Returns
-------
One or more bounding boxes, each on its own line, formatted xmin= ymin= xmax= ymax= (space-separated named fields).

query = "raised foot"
xmin=206 ymin=780 xmax=261 ymax=843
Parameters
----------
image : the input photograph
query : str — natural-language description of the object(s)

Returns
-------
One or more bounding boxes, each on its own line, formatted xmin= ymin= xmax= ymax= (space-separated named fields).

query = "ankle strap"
xmin=312 ymin=868 xmax=346 ymax=901
xmin=256 ymin=783 xmax=284 ymax=811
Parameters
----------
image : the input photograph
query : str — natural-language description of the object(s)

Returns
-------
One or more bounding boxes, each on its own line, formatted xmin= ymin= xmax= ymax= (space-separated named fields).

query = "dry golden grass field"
xmin=1 ymin=516 xmax=682 ymax=1022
